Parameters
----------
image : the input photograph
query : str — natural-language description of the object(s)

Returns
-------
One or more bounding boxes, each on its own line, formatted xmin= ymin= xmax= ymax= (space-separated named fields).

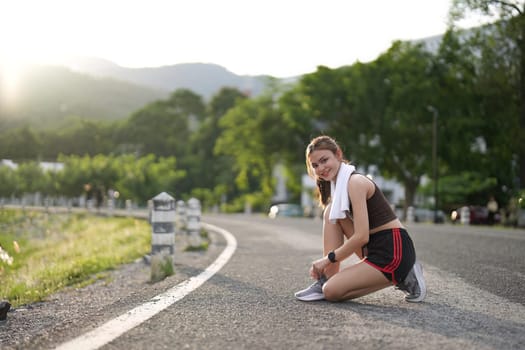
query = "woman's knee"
xmin=322 ymin=280 xmax=344 ymax=302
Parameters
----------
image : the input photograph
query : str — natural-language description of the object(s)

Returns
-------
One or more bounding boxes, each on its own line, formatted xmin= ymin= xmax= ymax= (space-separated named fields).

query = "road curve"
xmin=54 ymin=223 xmax=237 ymax=350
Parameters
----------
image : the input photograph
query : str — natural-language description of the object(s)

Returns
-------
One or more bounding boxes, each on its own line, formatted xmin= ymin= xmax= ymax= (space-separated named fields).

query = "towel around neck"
xmin=329 ymin=163 xmax=356 ymax=223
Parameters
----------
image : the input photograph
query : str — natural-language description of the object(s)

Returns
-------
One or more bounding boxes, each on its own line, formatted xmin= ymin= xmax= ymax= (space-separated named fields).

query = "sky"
xmin=0 ymin=0 xmax=484 ymax=78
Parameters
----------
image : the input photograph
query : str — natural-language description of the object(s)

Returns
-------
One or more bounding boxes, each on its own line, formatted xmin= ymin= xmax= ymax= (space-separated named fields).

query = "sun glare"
xmin=0 ymin=58 xmax=23 ymax=109
xmin=0 ymin=50 xmax=59 ymax=110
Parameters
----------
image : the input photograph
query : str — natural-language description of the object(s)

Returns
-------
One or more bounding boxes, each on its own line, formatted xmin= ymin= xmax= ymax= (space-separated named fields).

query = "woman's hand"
xmin=309 ymin=256 xmax=330 ymax=279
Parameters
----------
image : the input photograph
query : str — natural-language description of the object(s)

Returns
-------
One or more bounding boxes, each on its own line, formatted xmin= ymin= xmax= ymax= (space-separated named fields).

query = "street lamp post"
xmin=428 ymin=106 xmax=439 ymax=223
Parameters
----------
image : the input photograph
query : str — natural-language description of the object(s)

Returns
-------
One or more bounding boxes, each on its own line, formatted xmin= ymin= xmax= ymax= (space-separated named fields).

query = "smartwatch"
xmin=328 ymin=251 xmax=337 ymax=263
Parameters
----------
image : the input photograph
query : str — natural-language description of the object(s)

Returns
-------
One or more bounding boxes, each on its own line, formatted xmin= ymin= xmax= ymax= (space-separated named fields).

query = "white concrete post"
xmin=460 ymin=206 xmax=470 ymax=225
xmin=176 ymin=200 xmax=186 ymax=236
xmin=244 ymin=201 xmax=252 ymax=215
xmin=518 ymin=209 xmax=525 ymax=227
xmin=150 ymin=192 xmax=176 ymax=256
xmin=125 ymin=199 xmax=133 ymax=216
xmin=407 ymin=206 xmax=415 ymax=223
xmin=107 ymin=198 xmax=114 ymax=217
xmin=187 ymin=198 xmax=202 ymax=246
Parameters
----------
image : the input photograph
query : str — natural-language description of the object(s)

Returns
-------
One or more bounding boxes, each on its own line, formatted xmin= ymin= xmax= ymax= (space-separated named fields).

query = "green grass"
xmin=150 ymin=253 xmax=174 ymax=282
xmin=0 ymin=209 xmax=150 ymax=307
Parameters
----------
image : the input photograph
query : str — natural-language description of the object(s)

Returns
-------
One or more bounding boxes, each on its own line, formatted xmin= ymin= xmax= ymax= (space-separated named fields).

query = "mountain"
xmin=2 ymin=30 xmax=447 ymax=132
xmin=0 ymin=64 xmax=169 ymax=130
xmin=61 ymin=57 xmax=275 ymax=99
xmin=0 ymin=58 xmax=290 ymax=131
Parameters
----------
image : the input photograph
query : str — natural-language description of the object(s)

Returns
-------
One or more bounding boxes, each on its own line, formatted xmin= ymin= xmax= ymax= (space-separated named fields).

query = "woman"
xmin=295 ymin=135 xmax=426 ymax=303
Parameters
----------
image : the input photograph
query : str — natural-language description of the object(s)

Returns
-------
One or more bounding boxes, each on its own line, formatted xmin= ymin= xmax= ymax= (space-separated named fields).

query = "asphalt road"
xmin=403 ymin=221 xmax=525 ymax=306
xmin=97 ymin=214 xmax=525 ymax=350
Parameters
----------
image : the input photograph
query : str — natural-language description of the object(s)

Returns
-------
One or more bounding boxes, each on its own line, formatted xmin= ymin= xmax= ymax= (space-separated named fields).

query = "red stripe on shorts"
xmin=365 ymin=228 xmax=402 ymax=284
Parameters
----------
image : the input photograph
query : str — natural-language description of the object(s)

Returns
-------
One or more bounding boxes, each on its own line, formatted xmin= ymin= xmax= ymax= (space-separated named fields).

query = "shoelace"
xmin=318 ymin=274 xmax=328 ymax=286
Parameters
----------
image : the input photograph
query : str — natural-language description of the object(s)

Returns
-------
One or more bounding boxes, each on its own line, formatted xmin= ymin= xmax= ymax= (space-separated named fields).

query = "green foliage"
xmin=118 ymin=100 xmax=189 ymax=157
xmin=0 ymin=166 xmax=16 ymax=197
xmin=0 ymin=127 xmax=41 ymax=160
xmin=15 ymin=162 xmax=48 ymax=195
xmin=215 ymin=92 xmax=292 ymax=206
xmin=167 ymin=89 xmax=206 ymax=122
xmin=43 ymin=119 xmax=116 ymax=157
xmin=167 ymin=88 xmax=245 ymax=208
xmin=58 ymin=154 xmax=185 ymax=205
xmin=114 ymin=154 xmax=185 ymax=205
xmin=368 ymin=42 xmax=437 ymax=180
xmin=420 ymin=172 xmax=498 ymax=211
xmin=450 ymin=0 xmax=524 ymax=193
xmin=0 ymin=154 xmax=186 ymax=206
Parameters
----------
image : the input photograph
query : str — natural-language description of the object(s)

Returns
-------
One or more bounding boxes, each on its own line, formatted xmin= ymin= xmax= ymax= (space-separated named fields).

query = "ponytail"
xmin=316 ymin=179 xmax=331 ymax=208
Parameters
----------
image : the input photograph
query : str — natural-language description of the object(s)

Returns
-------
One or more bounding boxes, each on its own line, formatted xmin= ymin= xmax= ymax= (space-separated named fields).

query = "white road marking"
xmin=55 ymin=223 xmax=237 ymax=350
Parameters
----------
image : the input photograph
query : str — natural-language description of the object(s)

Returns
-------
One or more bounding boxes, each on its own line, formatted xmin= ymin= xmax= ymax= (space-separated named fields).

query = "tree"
xmin=0 ymin=127 xmax=41 ymax=161
xmin=420 ymin=29 xmax=500 ymax=210
xmin=41 ymin=119 xmax=115 ymax=158
xmin=57 ymin=154 xmax=95 ymax=198
xmin=215 ymin=91 xmax=292 ymax=210
xmin=450 ymin=0 xmax=525 ymax=192
xmin=167 ymin=89 xmax=206 ymax=124
xmin=14 ymin=162 xmax=48 ymax=196
xmin=118 ymin=99 xmax=190 ymax=158
xmin=184 ymin=87 xmax=247 ymax=204
xmin=367 ymin=42 xmax=441 ymax=212
xmin=114 ymin=154 xmax=185 ymax=205
xmin=56 ymin=154 xmax=186 ymax=206
xmin=278 ymin=66 xmax=366 ymax=172
xmin=0 ymin=166 xmax=16 ymax=198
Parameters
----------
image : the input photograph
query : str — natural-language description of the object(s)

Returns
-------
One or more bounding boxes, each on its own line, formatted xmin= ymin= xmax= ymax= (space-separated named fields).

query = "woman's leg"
xmin=322 ymin=262 xmax=391 ymax=302
xmin=322 ymin=205 xmax=362 ymax=278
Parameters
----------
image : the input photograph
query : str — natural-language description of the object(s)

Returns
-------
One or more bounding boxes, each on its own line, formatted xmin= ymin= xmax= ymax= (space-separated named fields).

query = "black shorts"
xmin=364 ymin=228 xmax=415 ymax=285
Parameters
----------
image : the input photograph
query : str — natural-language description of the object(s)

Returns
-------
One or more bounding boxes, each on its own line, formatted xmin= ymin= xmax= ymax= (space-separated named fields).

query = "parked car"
xmin=450 ymin=205 xmax=501 ymax=225
xmin=268 ymin=203 xmax=303 ymax=218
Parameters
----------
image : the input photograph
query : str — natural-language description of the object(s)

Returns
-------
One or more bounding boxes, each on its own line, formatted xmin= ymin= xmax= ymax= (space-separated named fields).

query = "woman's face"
xmin=308 ymin=149 xmax=341 ymax=182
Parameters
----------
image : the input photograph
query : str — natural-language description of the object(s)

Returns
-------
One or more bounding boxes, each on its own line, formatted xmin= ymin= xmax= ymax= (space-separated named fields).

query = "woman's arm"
xmin=311 ymin=175 xmax=371 ymax=277
xmin=332 ymin=175 xmax=370 ymax=261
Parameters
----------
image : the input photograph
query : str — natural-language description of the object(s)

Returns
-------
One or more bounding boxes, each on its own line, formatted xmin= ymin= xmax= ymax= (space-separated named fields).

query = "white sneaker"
xmin=398 ymin=261 xmax=427 ymax=303
xmin=295 ymin=276 xmax=327 ymax=301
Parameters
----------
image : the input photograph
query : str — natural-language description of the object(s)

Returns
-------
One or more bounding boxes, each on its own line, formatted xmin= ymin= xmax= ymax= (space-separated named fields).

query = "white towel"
xmin=329 ymin=163 xmax=356 ymax=223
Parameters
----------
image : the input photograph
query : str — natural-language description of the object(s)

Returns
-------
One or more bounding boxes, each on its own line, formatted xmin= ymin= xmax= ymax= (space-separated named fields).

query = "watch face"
xmin=328 ymin=251 xmax=336 ymax=263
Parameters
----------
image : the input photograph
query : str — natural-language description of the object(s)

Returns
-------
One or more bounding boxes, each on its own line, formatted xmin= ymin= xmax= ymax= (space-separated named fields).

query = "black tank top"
xmin=347 ymin=177 xmax=397 ymax=229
